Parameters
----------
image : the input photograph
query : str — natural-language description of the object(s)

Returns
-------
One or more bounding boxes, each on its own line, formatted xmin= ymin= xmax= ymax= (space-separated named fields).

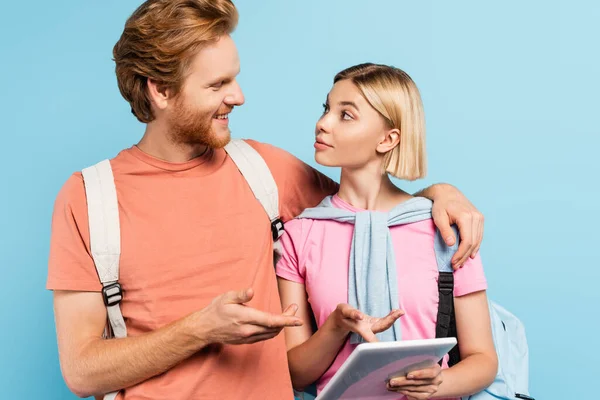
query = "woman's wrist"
xmin=323 ymin=311 xmax=350 ymax=339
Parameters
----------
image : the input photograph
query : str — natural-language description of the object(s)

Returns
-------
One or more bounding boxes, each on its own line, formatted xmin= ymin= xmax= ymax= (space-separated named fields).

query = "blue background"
xmin=1 ymin=1 xmax=597 ymax=399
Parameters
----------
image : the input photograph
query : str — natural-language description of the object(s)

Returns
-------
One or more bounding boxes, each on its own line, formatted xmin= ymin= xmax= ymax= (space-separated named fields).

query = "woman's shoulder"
xmin=283 ymin=215 xmax=335 ymax=241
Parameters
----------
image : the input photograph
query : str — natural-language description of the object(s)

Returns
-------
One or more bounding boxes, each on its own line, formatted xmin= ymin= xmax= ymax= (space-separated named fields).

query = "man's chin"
xmin=209 ymin=127 xmax=231 ymax=149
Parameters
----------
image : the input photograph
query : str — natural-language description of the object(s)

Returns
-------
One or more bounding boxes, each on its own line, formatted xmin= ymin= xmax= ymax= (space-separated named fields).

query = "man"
xmin=47 ymin=1 xmax=484 ymax=399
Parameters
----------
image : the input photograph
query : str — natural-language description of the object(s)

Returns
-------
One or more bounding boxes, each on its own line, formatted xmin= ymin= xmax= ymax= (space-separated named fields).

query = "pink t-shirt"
xmin=275 ymin=195 xmax=487 ymax=398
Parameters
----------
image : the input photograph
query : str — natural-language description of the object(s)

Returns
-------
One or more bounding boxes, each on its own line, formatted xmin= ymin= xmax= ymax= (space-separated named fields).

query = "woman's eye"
xmin=322 ymin=103 xmax=329 ymax=114
xmin=342 ymin=111 xmax=353 ymax=120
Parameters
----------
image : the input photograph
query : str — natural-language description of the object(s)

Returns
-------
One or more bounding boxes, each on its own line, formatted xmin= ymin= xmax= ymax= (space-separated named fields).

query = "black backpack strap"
xmin=433 ymin=226 xmax=461 ymax=367
xmin=436 ymin=271 xmax=460 ymax=367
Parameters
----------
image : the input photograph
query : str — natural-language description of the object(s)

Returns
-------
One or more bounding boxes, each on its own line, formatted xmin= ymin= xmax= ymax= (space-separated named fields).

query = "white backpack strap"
xmin=81 ymin=160 xmax=126 ymax=400
xmin=224 ymin=139 xmax=284 ymax=243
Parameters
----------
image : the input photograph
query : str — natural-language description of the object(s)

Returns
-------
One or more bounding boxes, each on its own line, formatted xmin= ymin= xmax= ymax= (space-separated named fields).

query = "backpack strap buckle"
xmin=437 ymin=272 xmax=454 ymax=294
xmin=102 ymin=282 xmax=123 ymax=307
xmin=271 ymin=218 xmax=284 ymax=241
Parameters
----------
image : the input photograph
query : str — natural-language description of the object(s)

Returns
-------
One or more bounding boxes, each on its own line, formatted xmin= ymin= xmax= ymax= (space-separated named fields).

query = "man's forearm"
xmin=65 ymin=313 xmax=207 ymax=398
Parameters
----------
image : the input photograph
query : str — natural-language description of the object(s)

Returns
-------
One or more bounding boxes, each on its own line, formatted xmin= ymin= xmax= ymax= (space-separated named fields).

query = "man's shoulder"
xmin=55 ymin=172 xmax=85 ymax=208
xmin=55 ymin=148 xmax=132 ymax=208
xmin=243 ymin=139 xmax=299 ymax=166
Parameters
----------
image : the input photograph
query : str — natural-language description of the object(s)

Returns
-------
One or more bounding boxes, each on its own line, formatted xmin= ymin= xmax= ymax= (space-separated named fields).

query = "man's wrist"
xmin=181 ymin=311 xmax=213 ymax=349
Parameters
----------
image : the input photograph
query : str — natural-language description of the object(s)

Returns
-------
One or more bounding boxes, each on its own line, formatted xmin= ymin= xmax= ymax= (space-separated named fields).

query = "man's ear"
xmin=147 ymin=79 xmax=173 ymax=111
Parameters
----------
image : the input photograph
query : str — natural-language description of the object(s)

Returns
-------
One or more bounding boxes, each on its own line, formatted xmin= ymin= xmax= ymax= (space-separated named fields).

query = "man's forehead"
xmin=199 ymin=63 xmax=240 ymax=82
xmin=189 ymin=36 xmax=240 ymax=80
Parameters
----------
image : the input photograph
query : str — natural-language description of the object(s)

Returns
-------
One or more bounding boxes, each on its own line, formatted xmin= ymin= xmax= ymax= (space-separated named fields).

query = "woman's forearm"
xmin=287 ymin=319 xmax=348 ymax=391
xmin=433 ymin=352 xmax=498 ymax=399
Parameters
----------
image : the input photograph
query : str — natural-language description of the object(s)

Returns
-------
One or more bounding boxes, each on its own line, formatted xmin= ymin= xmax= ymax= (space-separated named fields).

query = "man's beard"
xmin=168 ymin=96 xmax=231 ymax=149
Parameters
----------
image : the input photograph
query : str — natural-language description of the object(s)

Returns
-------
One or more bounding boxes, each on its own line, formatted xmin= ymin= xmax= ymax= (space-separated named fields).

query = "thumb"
xmin=359 ymin=328 xmax=378 ymax=343
xmin=433 ymin=210 xmax=455 ymax=246
xmin=224 ymin=288 xmax=254 ymax=304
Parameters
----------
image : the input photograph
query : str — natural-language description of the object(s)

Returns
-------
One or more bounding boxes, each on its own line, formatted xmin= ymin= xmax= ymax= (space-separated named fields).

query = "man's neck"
xmin=137 ymin=122 xmax=209 ymax=163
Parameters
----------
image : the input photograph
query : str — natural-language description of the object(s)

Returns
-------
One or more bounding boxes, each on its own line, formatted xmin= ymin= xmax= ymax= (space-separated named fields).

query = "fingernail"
xmin=407 ymin=374 xmax=414 ymax=379
xmin=445 ymin=236 xmax=455 ymax=245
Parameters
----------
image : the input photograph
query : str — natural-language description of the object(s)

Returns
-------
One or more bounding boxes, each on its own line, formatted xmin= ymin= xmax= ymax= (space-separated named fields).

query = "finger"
xmin=389 ymin=377 xmax=435 ymax=387
xmin=340 ymin=304 xmax=363 ymax=321
xmin=432 ymin=209 xmax=455 ymax=246
xmin=464 ymin=213 xmax=478 ymax=264
xmin=468 ymin=210 xmax=479 ymax=259
xmin=357 ymin=327 xmax=378 ymax=343
xmin=407 ymin=365 xmax=441 ymax=380
xmin=457 ymin=235 xmax=476 ymax=268
xmin=244 ymin=308 xmax=303 ymax=328
xmin=372 ymin=309 xmax=404 ymax=333
xmin=240 ymin=330 xmax=280 ymax=344
xmin=223 ymin=288 xmax=254 ymax=304
xmin=386 ymin=381 xmax=404 ymax=392
xmin=471 ymin=214 xmax=484 ymax=258
xmin=451 ymin=214 xmax=473 ymax=268
xmin=386 ymin=383 xmax=432 ymax=398
xmin=237 ymin=323 xmax=280 ymax=339
xmin=391 ymin=384 xmax=437 ymax=393
xmin=282 ymin=303 xmax=299 ymax=317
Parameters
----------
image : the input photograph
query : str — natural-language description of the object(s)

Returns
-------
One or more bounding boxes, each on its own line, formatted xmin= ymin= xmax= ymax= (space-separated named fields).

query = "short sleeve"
xmin=46 ymin=173 xmax=102 ymax=292
xmin=453 ymin=252 xmax=487 ymax=297
xmin=275 ymin=219 xmax=307 ymax=284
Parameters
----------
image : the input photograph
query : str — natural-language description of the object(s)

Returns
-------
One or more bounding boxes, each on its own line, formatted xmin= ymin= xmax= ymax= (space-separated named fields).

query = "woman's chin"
xmin=314 ymin=153 xmax=337 ymax=167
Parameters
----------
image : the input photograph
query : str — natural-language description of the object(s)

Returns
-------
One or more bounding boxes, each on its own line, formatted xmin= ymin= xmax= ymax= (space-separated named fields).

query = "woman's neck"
xmin=337 ymin=163 xmax=412 ymax=211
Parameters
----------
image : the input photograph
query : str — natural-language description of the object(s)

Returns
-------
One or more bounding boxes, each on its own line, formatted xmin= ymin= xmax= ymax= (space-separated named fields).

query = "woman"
xmin=276 ymin=63 xmax=498 ymax=400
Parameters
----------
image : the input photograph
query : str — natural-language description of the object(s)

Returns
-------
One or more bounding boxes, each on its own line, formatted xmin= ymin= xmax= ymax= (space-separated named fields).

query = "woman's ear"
xmin=376 ymin=128 xmax=400 ymax=154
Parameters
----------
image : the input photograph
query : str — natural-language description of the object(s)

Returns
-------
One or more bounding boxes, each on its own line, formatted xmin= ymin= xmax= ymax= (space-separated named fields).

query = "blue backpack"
xmin=434 ymin=228 xmax=534 ymax=400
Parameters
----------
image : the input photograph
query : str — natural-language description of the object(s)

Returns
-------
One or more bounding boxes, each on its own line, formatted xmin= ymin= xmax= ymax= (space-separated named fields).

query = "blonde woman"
xmin=276 ymin=63 xmax=498 ymax=400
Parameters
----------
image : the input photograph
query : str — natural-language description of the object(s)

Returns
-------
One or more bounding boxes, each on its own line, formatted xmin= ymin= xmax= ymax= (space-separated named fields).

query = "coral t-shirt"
xmin=47 ymin=140 xmax=338 ymax=400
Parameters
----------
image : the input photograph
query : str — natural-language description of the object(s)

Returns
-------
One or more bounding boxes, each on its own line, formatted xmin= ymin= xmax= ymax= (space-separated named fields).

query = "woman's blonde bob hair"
xmin=334 ymin=63 xmax=426 ymax=180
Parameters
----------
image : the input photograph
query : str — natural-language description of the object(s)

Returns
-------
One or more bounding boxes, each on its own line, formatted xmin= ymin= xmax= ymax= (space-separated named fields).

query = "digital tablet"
xmin=316 ymin=337 xmax=457 ymax=400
